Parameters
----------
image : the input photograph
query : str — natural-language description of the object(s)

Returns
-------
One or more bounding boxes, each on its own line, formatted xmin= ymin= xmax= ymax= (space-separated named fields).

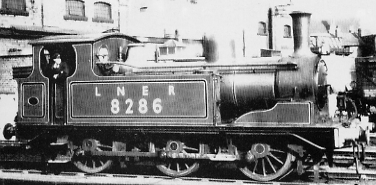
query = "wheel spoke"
xmin=252 ymin=159 xmax=258 ymax=174
xmin=269 ymin=148 xmax=284 ymax=153
xmin=92 ymin=160 xmax=96 ymax=168
xmin=269 ymin=152 xmax=283 ymax=165
xmin=266 ymin=156 xmax=276 ymax=173
xmin=262 ymin=159 xmax=266 ymax=176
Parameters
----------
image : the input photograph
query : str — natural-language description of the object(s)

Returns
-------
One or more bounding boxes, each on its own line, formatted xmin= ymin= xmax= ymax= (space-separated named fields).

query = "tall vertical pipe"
xmin=290 ymin=11 xmax=312 ymax=56
xmin=268 ymin=8 xmax=273 ymax=50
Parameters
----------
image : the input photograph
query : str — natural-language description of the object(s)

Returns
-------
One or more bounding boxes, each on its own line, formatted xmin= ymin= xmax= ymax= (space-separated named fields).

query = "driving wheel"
xmin=156 ymin=140 xmax=202 ymax=177
xmin=73 ymin=139 xmax=115 ymax=173
xmin=239 ymin=142 xmax=293 ymax=181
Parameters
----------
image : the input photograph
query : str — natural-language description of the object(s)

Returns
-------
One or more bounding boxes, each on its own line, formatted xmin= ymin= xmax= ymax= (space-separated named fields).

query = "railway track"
xmin=1 ymin=142 xmax=376 ymax=184
xmin=0 ymin=160 xmax=375 ymax=185
xmin=0 ymin=167 xmax=371 ymax=185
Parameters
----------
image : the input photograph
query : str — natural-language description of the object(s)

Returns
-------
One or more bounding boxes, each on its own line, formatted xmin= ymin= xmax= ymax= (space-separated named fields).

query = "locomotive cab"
xmin=13 ymin=33 xmax=140 ymax=137
xmin=12 ymin=42 xmax=77 ymax=128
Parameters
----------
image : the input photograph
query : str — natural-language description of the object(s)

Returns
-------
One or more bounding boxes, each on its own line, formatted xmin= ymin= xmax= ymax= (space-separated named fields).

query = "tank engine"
xmin=1 ymin=11 xmax=371 ymax=182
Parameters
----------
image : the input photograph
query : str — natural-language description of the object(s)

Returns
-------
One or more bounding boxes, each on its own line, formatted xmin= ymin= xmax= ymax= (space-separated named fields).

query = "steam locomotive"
xmin=1 ymin=11 xmax=373 ymax=182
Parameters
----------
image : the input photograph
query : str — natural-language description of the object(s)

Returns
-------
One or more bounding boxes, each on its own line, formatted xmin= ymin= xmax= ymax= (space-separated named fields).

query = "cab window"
xmin=40 ymin=44 xmax=76 ymax=80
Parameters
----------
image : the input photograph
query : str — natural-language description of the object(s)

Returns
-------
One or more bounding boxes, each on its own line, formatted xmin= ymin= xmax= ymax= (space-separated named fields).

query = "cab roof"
xmin=29 ymin=32 xmax=140 ymax=45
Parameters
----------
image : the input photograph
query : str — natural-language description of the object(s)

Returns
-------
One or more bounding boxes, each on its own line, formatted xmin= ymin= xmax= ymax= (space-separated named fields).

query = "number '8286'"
xmin=111 ymin=98 xmax=162 ymax=114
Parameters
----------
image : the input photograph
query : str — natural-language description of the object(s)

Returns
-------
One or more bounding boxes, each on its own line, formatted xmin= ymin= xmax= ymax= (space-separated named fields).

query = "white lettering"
xmin=125 ymin=99 xmax=134 ymax=114
xmin=95 ymin=87 xmax=101 ymax=97
xmin=117 ymin=86 xmax=125 ymax=96
xmin=111 ymin=99 xmax=120 ymax=114
xmin=153 ymin=98 xmax=162 ymax=114
xmin=139 ymin=98 xmax=148 ymax=114
xmin=109 ymin=98 xmax=164 ymax=115
xmin=142 ymin=86 xmax=149 ymax=96
xmin=169 ymin=85 xmax=175 ymax=96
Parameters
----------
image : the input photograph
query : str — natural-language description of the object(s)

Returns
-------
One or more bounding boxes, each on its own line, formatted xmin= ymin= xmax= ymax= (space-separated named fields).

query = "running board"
xmin=90 ymin=151 xmax=239 ymax=161
xmin=0 ymin=140 xmax=28 ymax=148
xmin=48 ymin=155 xmax=71 ymax=164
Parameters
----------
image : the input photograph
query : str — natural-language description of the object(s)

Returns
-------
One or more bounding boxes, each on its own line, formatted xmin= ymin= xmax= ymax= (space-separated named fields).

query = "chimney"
xmin=290 ymin=11 xmax=312 ymax=56
xmin=358 ymin=28 xmax=362 ymax=37
xmin=175 ymin=29 xmax=182 ymax=42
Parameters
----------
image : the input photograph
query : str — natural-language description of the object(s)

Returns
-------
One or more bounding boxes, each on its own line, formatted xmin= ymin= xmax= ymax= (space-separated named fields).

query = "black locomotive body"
xmin=2 ymin=11 xmax=372 ymax=182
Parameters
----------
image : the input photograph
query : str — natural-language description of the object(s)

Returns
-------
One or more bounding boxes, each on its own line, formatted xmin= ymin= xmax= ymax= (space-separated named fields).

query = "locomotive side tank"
xmin=4 ymin=11 xmax=371 ymax=182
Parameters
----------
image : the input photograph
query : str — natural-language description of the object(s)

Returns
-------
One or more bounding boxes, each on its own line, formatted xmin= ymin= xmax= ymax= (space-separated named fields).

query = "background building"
xmin=126 ymin=0 xmax=295 ymax=58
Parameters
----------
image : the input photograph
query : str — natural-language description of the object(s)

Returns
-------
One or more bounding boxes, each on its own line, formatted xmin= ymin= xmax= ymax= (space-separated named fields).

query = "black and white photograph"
xmin=0 ymin=0 xmax=375 ymax=184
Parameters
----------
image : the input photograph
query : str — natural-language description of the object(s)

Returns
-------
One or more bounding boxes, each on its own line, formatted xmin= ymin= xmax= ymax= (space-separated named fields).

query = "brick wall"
xmin=0 ymin=55 xmax=30 ymax=139
xmin=43 ymin=0 xmax=120 ymax=33
xmin=0 ymin=55 xmax=32 ymax=94
xmin=0 ymin=38 xmax=32 ymax=56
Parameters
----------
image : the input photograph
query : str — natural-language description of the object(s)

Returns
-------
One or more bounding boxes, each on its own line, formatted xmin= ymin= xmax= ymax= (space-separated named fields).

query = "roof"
xmin=162 ymin=39 xmax=185 ymax=47
xmin=310 ymin=32 xmax=342 ymax=49
xmin=11 ymin=25 xmax=83 ymax=35
xmin=342 ymin=32 xmax=359 ymax=46
xmin=0 ymin=25 xmax=82 ymax=38
xmin=29 ymin=32 xmax=140 ymax=45
xmin=310 ymin=32 xmax=332 ymax=37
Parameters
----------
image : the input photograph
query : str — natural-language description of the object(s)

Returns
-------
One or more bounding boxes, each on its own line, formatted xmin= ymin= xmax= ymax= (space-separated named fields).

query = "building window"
xmin=64 ymin=0 xmax=88 ymax=21
xmin=140 ymin=6 xmax=147 ymax=12
xmin=93 ymin=2 xmax=113 ymax=23
xmin=0 ymin=0 xmax=28 ymax=16
xmin=258 ymin=22 xmax=267 ymax=36
xmin=158 ymin=47 xmax=166 ymax=55
xmin=284 ymin=25 xmax=291 ymax=38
